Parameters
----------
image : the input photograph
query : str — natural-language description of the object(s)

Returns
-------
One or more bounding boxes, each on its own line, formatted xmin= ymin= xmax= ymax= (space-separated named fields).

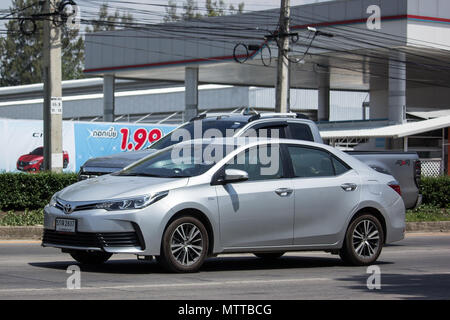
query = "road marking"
xmin=0 ymin=277 xmax=330 ymax=294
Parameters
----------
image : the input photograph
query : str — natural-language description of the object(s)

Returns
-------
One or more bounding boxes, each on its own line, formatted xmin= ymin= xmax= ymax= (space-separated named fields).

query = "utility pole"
xmin=43 ymin=0 xmax=63 ymax=172
xmin=275 ymin=0 xmax=290 ymax=113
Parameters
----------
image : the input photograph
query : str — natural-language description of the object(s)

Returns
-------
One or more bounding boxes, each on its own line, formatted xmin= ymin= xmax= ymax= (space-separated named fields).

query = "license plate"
xmin=18 ymin=166 xmax=23 ymax=170
xmin=55 ymin=218 xmax=76 ymax=233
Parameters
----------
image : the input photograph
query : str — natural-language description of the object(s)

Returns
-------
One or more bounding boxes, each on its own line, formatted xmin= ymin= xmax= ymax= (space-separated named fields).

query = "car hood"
xmin=58 ymin=174 xmax=188 ymax=202
xmin=19 ymin=154 xmax=42 ymax=162
xmin=82 ymin=149 xmax=157 ymax=170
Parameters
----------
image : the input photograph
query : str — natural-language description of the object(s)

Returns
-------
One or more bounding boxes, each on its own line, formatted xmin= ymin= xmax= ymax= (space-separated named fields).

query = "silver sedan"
xmin=43 ymin=139 xmax=405 ymax=272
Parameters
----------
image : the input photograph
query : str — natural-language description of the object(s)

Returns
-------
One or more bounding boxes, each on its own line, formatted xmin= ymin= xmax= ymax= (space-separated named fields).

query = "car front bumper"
xmin=42 ymin=204 xmax=165 ymax=255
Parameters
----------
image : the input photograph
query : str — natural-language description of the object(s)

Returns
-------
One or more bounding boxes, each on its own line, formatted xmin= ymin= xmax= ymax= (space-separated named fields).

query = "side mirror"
xmin=212 ymin=169 xmax=249 ymax=185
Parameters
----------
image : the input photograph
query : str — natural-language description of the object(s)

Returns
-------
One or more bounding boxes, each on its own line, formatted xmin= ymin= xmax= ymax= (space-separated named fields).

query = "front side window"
xmin=224 ymin=144 xmax=284 ymax=181
xmin=287 ymin=146 xmax=335 ymax=178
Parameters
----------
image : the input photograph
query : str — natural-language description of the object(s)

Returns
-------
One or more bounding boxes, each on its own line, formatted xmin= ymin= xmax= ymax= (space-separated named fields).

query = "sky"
xmin=0 ymin=0 xmax=332 ymax=20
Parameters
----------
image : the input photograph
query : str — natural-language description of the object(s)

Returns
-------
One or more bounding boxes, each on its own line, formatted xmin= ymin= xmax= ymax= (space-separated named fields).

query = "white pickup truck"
xmin=79 ymin=113 xmax=422 ymax=209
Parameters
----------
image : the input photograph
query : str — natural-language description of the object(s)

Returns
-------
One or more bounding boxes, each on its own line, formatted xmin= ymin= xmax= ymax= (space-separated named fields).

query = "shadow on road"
xmin=29 ymin=255 xmax=392 ymax=274
xmin=336 ymin=273 xmax=450 ymax=300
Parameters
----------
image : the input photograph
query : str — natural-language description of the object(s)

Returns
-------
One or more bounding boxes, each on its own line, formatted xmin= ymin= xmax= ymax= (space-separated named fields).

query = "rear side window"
xmin=332 ymin=157 xmax=351 ymax=176
xmin=288 ymin=123 xmax=314 ymax=142
xmin=287 ymin=146 xmax=335 ymax=178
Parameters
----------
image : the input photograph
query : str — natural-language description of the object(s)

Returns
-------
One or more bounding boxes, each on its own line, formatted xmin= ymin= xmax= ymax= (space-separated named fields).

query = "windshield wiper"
xmin=117 ymin=173 xmax=164 ymax=178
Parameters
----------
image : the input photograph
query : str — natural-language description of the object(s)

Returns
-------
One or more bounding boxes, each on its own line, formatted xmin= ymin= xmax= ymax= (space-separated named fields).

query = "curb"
xmin=0 ymin=226 xmax=44 ymax=240
xmin=1 ymin=222 xmax=450 ymax=240
xmin=406 ymin=221 xmax=450 ymax=233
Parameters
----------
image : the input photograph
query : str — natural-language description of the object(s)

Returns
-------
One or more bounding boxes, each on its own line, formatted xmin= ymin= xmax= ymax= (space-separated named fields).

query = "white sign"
xmin=51 ymin=97 xmax=63 ymax=115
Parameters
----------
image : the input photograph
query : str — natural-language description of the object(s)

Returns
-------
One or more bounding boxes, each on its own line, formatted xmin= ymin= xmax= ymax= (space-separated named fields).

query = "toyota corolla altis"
xmin=43 ymin=138 xmax=405 ymax=272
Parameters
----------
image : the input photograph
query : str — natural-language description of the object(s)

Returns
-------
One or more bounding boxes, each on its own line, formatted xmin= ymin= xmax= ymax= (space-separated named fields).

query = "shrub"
xmin=0 ymin=172 xmax=78 ymax=211
xmin=420 ymin=176 xmax=450 ymax=208
xmin=0 ymin=209 xmax=44 ymax=226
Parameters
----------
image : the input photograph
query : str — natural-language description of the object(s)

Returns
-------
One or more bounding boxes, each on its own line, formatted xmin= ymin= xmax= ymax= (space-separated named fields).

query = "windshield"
xmin=117 ymin=144 xmax=230 ymax=178
xmin=148 ymin=119 xmax=246 ymax=150
xmin=30 ymin=147 xmax=43 ymax=156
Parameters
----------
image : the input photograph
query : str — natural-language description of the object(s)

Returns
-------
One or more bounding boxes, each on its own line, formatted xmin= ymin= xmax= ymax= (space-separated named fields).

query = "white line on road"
xmin=0 ymin=277 xmax=330 ymax=294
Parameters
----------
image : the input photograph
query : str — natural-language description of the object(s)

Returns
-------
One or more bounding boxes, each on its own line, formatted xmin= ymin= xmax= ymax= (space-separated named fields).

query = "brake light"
xmin=388 ymin=182 xmax=402 ymax=196
xmin=414 ymin=160 xmax=422 ymax=189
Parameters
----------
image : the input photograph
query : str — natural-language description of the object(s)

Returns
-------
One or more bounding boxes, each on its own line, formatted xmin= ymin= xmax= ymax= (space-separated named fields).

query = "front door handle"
xmin=275 ymin=188 xmax=293 ymax=197
xmin=341 ymin=183 xmax=357 ymax=192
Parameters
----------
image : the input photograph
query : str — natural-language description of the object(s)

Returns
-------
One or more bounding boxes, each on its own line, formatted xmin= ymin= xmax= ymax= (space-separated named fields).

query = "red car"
xmin=17 ymin=147 xmax=69 ymax=172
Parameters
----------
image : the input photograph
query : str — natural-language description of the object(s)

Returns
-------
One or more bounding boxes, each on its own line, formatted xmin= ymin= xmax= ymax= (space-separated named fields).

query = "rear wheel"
xmin=70 ymin=251 xmax=112 ymax=265
xmin=158 ymin=216 xmax=209 ymax=273
xmin=339 ymin=214 xmax=384 ymax=266
xmin=254 ymin=252 xmax=285 ymax=260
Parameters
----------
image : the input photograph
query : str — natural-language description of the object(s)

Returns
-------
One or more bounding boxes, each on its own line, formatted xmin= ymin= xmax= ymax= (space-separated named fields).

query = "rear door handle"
xmin=275 ymin=188 xmax=293 ymax=197
xmin=341 ymin=183 xmax=357 ymax=192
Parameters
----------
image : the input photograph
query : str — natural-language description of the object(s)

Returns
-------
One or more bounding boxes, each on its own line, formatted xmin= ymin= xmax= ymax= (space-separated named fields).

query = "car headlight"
xmin=49 ymin=193 xmax=58 ymax=207
xmin=95 ymin=191 xmax=169 ymax=211
xmin=29 ymin=160 xmax=39 ymax=165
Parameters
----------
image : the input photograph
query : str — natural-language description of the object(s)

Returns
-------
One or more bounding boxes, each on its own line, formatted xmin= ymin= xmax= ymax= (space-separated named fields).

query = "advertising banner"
xmin=0 ymin=119 xmax=76 ymax=173
xmin=73 ymin=122 xmax=176 ymax=172
xmin=0 ymin=119 xmax=177 ymax=173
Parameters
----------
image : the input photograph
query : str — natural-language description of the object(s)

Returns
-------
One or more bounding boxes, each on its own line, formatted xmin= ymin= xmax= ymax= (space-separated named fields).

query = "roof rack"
xmin=248 ymin=112 xmax=310 ymax=122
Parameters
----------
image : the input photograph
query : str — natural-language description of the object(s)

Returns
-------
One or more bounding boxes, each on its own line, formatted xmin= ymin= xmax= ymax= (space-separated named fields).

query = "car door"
xmin=215 ymin=144 xmax=294 ymax=248
xmin=286 ymin=145 xmax=361 ymax=246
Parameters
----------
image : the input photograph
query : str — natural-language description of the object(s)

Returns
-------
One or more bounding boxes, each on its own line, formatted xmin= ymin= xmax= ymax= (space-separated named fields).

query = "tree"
xmin=85 ymin=3 xmax=135 ymax=33
xmin=0 ymin=0 xmax=84 ymax=86
xmin=164 ymin=0 xmax=180 ymax=22
xmin=164 ymin=0 xmax=245 ymax=22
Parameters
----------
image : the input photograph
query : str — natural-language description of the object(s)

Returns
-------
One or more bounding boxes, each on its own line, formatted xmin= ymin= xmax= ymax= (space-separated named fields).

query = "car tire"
xmin=70 ymin=251 xmax=112 ymax=265
xmin=158 ymin=216 xmax=209 ymax=273
xmin=254 ymin=252 xmax=285 ymax=260
xmin=339 ymin=214 xmax=384 ymax=266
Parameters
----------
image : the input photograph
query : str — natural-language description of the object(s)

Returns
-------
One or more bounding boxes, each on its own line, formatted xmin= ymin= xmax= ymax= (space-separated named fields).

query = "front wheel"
xmin=70 ymin=251 xmax=112 ymax=265
xmin=158 ymin=216 xmax=209 ymax=273
xmin=339 ymin=214 xmax=384 ymax=266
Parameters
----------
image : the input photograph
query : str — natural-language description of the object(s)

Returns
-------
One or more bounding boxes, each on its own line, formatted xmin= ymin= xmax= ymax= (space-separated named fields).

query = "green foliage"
xmin=0 ymin=173 xmax=78 ymax=211
xmin=164 ymin=0 xmax=245 ymax=22
xmin=420 ymin=176 xmax=450 ymax=208
xmin=84 ymin=3 xmax=135 ymax=32
xmin=0 ymin=0 xmax=85 ymax=86
xmin=0 ymin=1 xmax=134 ymax=86
xmin=0 ymin=209 xmax=44 ymax=226
xmin=406 ymin=205 xmax=449 ymax=222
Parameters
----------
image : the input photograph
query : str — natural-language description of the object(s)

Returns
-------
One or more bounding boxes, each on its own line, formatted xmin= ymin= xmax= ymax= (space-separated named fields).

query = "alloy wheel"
xmin=352 ymin=219 xmax=380 ymax=259
xmin=170 ymin=223 xmax=204 ymax=266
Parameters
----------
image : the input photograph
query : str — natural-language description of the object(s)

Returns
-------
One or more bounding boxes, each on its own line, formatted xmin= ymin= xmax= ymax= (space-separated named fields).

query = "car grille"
xmin=43 ymin=230 xmax=143 ymax=249
xmin=18 ymin=161 xmax=28 ymax=166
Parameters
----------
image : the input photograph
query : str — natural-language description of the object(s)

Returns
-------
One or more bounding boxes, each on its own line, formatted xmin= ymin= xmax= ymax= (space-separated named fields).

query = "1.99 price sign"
xmin=120 ymin=128 xmax=163 ymax=151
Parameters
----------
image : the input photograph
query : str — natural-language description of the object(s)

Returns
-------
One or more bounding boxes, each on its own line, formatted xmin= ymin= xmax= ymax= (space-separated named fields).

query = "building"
xmin=1 ymin=0 xmax=449 ymax=174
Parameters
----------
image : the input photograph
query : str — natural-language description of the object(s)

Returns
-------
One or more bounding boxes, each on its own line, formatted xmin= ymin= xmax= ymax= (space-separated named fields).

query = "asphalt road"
xmin=0 ymin=234 xmax=449 ymax=300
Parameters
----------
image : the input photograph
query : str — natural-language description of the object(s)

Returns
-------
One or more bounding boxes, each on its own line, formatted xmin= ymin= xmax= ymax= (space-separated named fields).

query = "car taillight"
xmin=414 ymin=160 xmax=421 ymax=189
xmin=388 ymin=182 xmax=402 ymax=196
